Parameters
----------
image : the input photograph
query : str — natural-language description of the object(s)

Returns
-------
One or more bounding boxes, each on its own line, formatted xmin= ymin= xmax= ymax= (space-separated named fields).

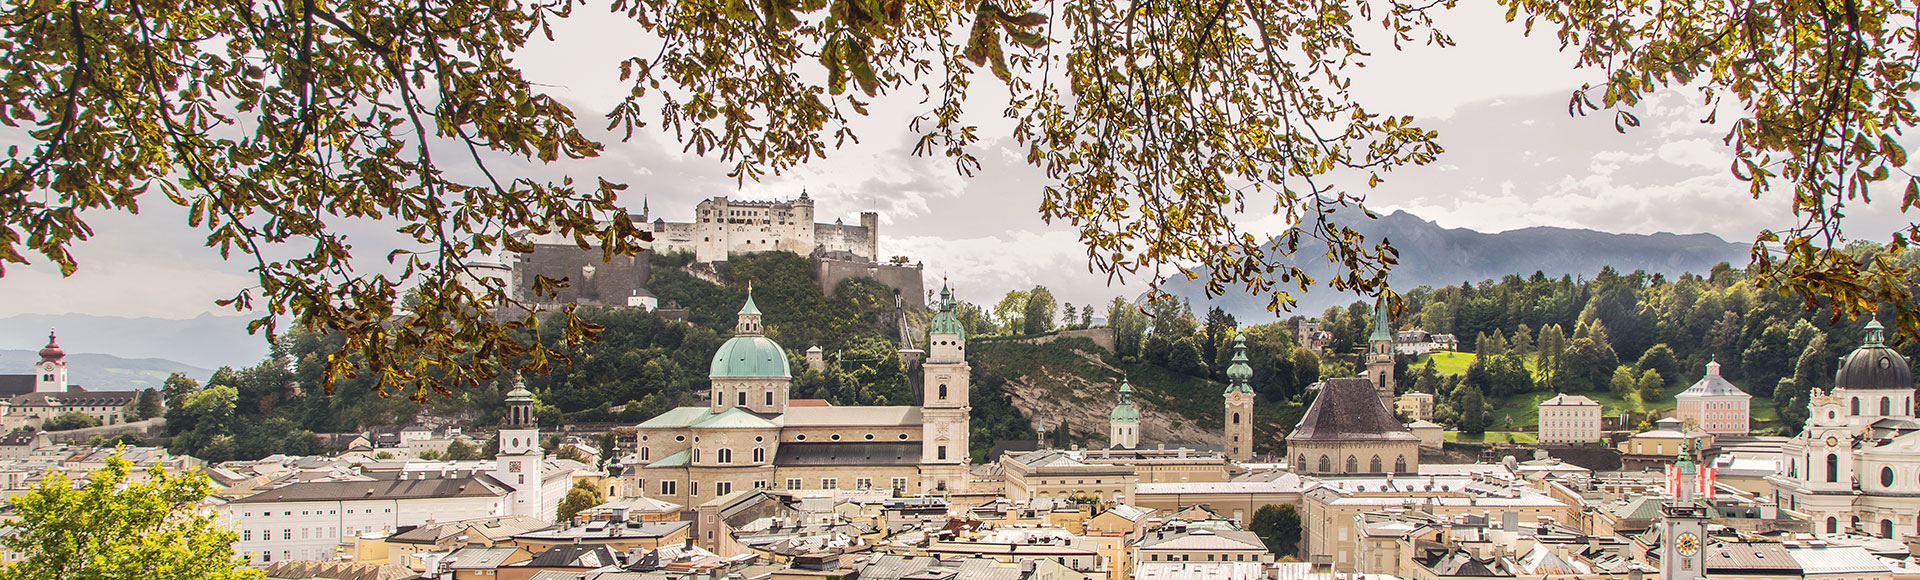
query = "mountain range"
xmin=0 ymin=312 xmax=266 ymax=371
xmin=0 ymin=350 xmax=214 ymax=392
xmin=1158 ymin=209 xmax=1750 ymax=318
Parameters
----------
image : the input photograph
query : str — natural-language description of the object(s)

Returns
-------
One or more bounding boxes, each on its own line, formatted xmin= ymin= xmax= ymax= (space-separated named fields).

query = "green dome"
xmin=710 ymin=335 xmax=792 ymax=378
xmin=1224 ymin=334 xmax=1254 ymax=393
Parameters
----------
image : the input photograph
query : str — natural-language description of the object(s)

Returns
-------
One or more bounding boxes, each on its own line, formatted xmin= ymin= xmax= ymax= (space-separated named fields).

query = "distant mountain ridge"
xmin=1162 ymin=209 xmax=1749 ymax=318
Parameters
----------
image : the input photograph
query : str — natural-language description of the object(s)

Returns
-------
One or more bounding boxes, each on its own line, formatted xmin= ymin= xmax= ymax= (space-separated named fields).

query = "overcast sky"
xmin=3 ymin=3 xmax=1915 ymax=323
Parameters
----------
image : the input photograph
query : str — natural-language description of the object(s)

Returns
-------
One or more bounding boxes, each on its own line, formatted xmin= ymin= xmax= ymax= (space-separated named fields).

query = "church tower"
xmin=35 ymin=329 xmax=67 ymax=393
xmin=495 ymin=376 xmax=546 ymax=519
xmin=1660 ymin=443 xmax=1710 ymax=580
xmin=1109 ymin=379 xmax=1141 ymax=449
xmin=920 ymin=284 xmax=972 ymax=492
xmin=1224 ymin=333 xmax=1255 ymax=462
xmin=1367 ymin=297 xmax=1396 ymax=412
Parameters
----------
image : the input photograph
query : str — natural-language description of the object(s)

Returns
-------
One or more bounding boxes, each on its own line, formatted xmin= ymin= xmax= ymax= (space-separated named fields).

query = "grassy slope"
xmin=1412 ymin=351 xmax=1780 ymax=430
xmin=969 ymin=337 xmax=1305 ymax=454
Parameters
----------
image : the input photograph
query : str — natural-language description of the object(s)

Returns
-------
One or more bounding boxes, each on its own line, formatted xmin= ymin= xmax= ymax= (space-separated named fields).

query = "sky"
xmin=3 ymin=3 xmax=1916 ymax=326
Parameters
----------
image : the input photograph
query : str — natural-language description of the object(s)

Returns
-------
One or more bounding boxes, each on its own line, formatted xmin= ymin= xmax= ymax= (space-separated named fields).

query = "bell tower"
xmin=920 ymin=284 xmax=971 ymax=492
xmin=1660 ymin=442 xmax=1710 ymax=580
xmin=1367 ymin=297 xmax=1396 ymax=411
xmin=35 ymin=329 xmax=67 ymax=394
xmin=495 ymin=375 xmax=545 ymax=518
xmin=1223 ymin=333 xmax=1255 ymax=462
xmin=1109 ymin=379 xmax=1141 ymax=449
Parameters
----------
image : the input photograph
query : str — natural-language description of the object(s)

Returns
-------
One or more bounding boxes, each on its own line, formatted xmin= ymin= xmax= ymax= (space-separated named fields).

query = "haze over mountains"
xmin=0 ymin=313 xmax=264 ymax=372
xmin=1159 ymin=209 xmax=1749 ymax=319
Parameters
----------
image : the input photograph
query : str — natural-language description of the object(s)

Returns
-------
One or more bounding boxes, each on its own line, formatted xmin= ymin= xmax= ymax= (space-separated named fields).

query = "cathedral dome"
xmin=711 ymin=292 xmax=791 ymax=378
xmin=710 ymin=335 xmax=792 ymax=378
xmin=1837 ymin=318 xmax=1911 ymax=391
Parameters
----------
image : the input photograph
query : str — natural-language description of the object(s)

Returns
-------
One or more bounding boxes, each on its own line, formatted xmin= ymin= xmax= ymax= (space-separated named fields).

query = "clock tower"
xmin=1661 ymin=442 xmax=1709 ymax=580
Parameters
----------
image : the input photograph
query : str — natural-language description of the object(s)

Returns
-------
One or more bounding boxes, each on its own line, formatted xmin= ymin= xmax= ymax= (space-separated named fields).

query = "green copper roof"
xmin=505 ymin=375 xmax=534 ymax=402
xmin=1111 ymin=379 xmax=1140 ymax=423
xmin=929 ymin=284 xmax=965 ymax=339
xmin=691 ymin=407 xmax=778 ymax=429
xmin=1224 ymin=334 xmax=1254 ymax=393
xmin=644 ymin=449 xmax=691 ymax=469
xmin=739 ymin=291 xmax=761 ymax=315
xmin=1370 ymin=296 xmax=1393 ymax=342
xmin=710 ymin=335 xmax=791 ymax=378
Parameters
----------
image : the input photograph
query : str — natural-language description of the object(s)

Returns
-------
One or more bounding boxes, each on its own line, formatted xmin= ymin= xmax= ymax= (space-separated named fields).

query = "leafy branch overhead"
xmin=3 ymin=0 xmax=1918 ymax=402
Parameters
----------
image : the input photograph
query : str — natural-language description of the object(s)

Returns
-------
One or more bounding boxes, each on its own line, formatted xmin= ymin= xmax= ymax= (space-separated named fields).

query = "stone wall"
xmin=511 ymin=244 xmax=652 ymax=306
xmin=816 ymin=258 xmax=925 ymax=303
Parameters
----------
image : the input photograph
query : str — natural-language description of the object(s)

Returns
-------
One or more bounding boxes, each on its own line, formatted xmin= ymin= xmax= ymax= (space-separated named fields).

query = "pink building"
xmin=1675 ymin=360 xmax=1751 ymax=435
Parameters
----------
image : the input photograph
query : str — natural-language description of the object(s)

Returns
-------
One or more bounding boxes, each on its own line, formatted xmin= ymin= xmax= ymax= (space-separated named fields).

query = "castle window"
xmin=1318 ymin=455 xmax=1331 ymax=472
xmin=1345 ymin=456 xmax=1358 ymax=473
xmin=1395 ymin=456 xmax=1407 ymax=473
xmin=1370 ymin=456 xmax=1382 ymax=473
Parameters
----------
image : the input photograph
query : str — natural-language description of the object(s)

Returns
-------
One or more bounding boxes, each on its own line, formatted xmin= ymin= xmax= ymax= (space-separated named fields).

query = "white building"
xmin=1674 ymin=359 xmax=1752 ymax=435
xmin=649 ymin=194 xmax=879 ymax=263
xmin=222 ymin=470 xmax=514 ymax=564
xmin=1769 ymin=318 xmax=1920 ymax=540
xmin=1536 ymin=394 xmax=1602 ymax=444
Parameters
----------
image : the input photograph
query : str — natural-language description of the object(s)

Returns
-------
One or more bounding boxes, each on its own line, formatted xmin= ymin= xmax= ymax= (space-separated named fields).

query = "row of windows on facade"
xmin=653 ymin=476 xmax=910 ymax=496
xmin=1848 ymin=396 xmax=1912 ymax=416
xmin=1300 ymin=455 xmax=1408 ymax=473
xmin=637 ymin=440 xmax=943 ymax=463
xmin=1788 ymin=454 xmax=1920 ymax=491
xmin=1817 ymin=515 xmax=1919 ymax=540
xmin=240 ymin=508 xmax=391 ymax=518
xmin=1147 ymin=553 xmax=1261 ymax=562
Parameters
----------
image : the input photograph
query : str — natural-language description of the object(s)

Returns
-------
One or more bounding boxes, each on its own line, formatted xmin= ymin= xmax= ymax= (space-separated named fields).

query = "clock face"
xmin=1828 ymin=436 xmax=1840 ymax=448
xmin=1677 ymin=533 xmax=1699 ymax=556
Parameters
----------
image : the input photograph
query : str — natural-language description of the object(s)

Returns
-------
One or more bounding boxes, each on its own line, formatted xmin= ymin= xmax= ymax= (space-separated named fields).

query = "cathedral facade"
xmin=1768 ymin=318 xmax=1920 ymax=540
xmin=627 ymin=288 xmax=971 ymax=507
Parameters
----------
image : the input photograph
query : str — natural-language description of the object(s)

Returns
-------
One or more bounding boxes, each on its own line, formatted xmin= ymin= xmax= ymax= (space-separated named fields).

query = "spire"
xmin=1225 ymin=333 xmax=1254 ymax=393
xmin=1370 ymin=295 xmax=1393 ymax=343
xmin=37 ymin=328 xmax=64 ymax=363
xmin=1865 ymin=315 xmax=1886 ymax=347
xmin=736 ymin=285 xmax=765 ymax=336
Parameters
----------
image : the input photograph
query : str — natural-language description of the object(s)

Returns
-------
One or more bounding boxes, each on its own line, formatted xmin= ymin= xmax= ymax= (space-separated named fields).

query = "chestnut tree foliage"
xmin=2 ymin=0 xmax=1918 ymax=400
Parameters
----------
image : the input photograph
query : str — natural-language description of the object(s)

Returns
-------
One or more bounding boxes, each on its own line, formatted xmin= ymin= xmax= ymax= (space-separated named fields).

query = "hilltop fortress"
xmin=506 ymin=193 xmax=922 ymax=307
xmin=649 ymin=193 xmax=879 ymax=264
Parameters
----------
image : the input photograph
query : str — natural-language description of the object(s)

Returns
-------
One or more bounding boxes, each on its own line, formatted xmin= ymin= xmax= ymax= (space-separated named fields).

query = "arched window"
xmin=1853 ymin=516 xmax=1862 ymax=531
xmin=1298 ymin=455 xmax=1307 ymax=470
xmin=640 ymin=447 xmax=650 ymax=461
xmin=1884 ymin=467 xmax=1895 ymax=488
xmin=939 ymin=384 xmax=948 ymax=399
xmin=1369 ymin=455 xmax=1382 ymax=473
xmin=1318 ymin=455 xmax=1331 ymax=473
xmin=1828 ymin=517 xmax=1839 ymax=534
xmin=1828 ymin=453 xmax=1840 ymax=483
xmin=1346 ymin=456 xmax=1359 ymax=473
xmin=1789 ymin=458 xmax=1797 ymax=478
xmin=737 ymin=391 xmax=747 ymax=406
xmin=1233 ymin=412 xmax=1241 ymax=425
xmin=1395 ymin=456 xmax=1408 ymax=473
xmin=752 ymin=448 xmax=765 ymax=462
xmin=717 ymin=449 xmax=732 ymax=463
xmin=1883 ymin=519 xmax=1895 ymax=538
xmin=1885 ymin=397 xmax=1894 ymax=416
xmin=1854 ymin=398 xmax=1862 ymax=415
xmin=692 ymin=448 xmax=701 ymax=463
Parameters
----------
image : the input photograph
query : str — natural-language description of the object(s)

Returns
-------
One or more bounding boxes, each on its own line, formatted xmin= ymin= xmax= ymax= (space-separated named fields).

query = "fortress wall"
xmin=818 ymin=259 xmax=926 ymax=303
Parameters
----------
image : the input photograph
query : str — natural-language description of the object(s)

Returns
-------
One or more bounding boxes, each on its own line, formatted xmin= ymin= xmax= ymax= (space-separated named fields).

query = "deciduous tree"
xmin=0 ymin=453 xmax=259 ymax=580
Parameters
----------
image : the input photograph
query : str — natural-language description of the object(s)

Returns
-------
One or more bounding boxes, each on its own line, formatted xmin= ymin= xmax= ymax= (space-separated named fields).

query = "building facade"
xmin=628 ymin=287 xmax=973 ymax=507
xmin=0 ymin=332 xmax=139 ymax=431
xmin=1674 ymin=360 xmax=1752 ymax=435
xmin=1537 ymin=393 xmax=1603 ymax=444
xmin=1768 ymin=318 xmax=1920 ymax=540
xmin=1286 ymin=378 xmax=1419 ymax=476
